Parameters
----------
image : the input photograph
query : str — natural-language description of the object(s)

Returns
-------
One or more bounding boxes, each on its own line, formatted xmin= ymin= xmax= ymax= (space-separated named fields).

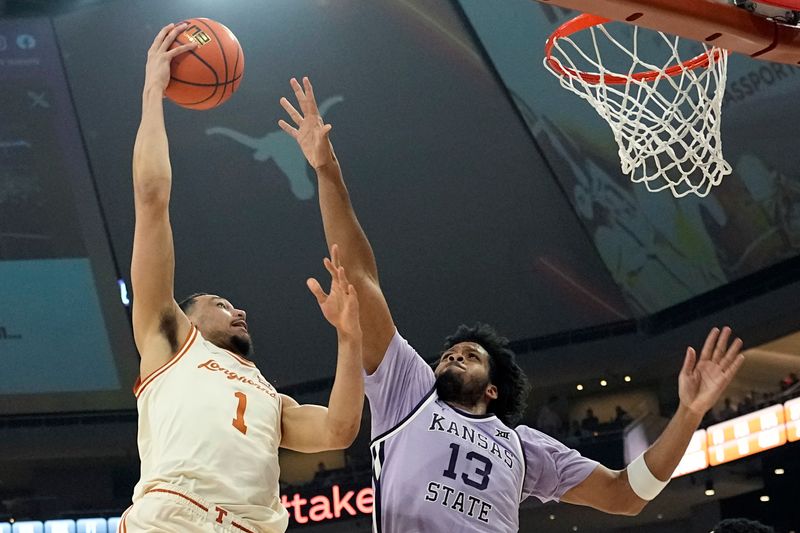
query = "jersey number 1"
xmin=232 ymin=392 xmax=248 ymax=435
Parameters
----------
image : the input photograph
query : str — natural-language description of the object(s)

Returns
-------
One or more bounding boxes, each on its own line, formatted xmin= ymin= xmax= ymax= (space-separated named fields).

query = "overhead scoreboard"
xmin=672 ymin=397 xmax=800 ymax=478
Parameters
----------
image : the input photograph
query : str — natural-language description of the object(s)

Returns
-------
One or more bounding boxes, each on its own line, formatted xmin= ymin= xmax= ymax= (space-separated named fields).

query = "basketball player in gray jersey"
xmin=279 ymin=77 xmax=746 ymax=532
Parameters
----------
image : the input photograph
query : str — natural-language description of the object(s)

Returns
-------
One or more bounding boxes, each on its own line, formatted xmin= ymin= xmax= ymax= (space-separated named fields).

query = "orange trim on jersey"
xmin=146 ymin=488 xmax=256 ymax=533
xmin=225 ymin=348 xmax=256 ymax=368
xmin=119 ymin=505 xmax=132 ymax=533
xmin=134 ymin=326 xmax=198 ymax=398
xmin=148 ymin=488 xmax=209 ymax=511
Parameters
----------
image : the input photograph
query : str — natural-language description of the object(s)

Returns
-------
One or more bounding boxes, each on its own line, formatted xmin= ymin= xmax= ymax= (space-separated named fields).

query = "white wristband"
xmin=626 ymin=453 xmax=669 ymax=501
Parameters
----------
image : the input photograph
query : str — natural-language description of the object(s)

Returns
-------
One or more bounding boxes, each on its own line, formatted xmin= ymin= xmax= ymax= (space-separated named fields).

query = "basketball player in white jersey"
xmin=121 ymin=25 xmax=365 ymax=533
xmin=280 ymin=77 xmax=746 ymax=532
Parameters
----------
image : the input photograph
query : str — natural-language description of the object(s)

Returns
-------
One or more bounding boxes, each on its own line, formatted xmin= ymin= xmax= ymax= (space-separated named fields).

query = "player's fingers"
xmin=330 ymin=244 xmax=341 ymax=268
xmin=347 ymin=284 xmax=358 ymax=300
xmin=720 ymin=338 xmax=744 ymax=372
xmin=323 ymin=256 xmax=337 ymax=279
xmin=280 ymin=97 xmax=303 ymax=125
xmin=337 ymin=265 xmax=350 ymax=287
xmin=290 ymin=76 xmax=304 ymax=95
xmin=277 ymin=120 xmax=299 ymax=138
xmin=724 ymin=353 xmax=746 ymax=380
xmin=712 ymin=326 xmax=732 ymax=363
xmin=336 ymin=266 xmax=348 ymax=289
xmin=699 ymin=327 xmax=720 ymax=361
xmin=306 ymin=278 xmax=327 ymax=304
xmin=150 ymin=23 xmax=175 ymax=53
xmin=166 ymin=41 xmax=198 ymax=58
xmin=680 ymin=347 xmax=696 ymax=376
xmin=290 ymin=77 xmax=310 ymax=114
xmin=304 ymin=77 xmax=321 ymax=114
xmin=159 ymin=22 xmax=188 ymax=53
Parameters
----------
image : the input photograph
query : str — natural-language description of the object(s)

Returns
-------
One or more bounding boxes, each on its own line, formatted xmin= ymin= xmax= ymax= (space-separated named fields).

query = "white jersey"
xmin=132 ymin=325 xmax=289 ymax=532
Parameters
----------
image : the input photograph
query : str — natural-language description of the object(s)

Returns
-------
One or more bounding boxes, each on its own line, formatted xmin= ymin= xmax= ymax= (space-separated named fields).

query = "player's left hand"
xmin=278 ymin=77 xmax=336 ymax=170
xmin=307 ymin=244 xmax=362 ymax=339
xmin=679 ymin=326 xmax=745 ymax=416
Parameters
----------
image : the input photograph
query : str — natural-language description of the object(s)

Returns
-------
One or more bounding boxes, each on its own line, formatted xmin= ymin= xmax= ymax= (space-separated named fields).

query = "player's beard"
xmin=230 ymin=333 xmax=253 ymax=357
xmin=435 ymin=368 xmax=488 ymax=408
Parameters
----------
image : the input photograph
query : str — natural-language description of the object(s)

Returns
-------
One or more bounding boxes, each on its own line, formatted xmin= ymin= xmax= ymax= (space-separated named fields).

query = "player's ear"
xmin=485 ymin=384 xmax=498 ymax=401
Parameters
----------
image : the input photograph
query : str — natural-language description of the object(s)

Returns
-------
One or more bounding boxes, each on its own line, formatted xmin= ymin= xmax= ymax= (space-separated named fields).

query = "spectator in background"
xmin=564 ymin=420 xmax=589 ymax=447
xmin=613 ymin=405 xmax=633 ymax=428
xmin=564 ymin=426 xmax=578 ymax=447
xmin=780 ymin=372 xmax=798 ymax=391
xmin=719 ymin=397 xmax=736 ymax=420
xmin=581 ymin=408 xmax=600 ymax=432
xmin=536 ymin=395 xmax=563 ymax=437
xmin=758 ymin=392 xmax=772 ymax=409
xmin=313 ymin=461 xmax=330 ymax=484
xmin=737 ymin=393 xmax=755 ymax=416
xmin=712 ymin=518 xmax=774 ymax=533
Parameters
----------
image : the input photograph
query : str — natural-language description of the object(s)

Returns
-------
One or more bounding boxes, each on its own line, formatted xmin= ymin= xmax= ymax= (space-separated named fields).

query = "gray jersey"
xmin=365 ymin=331 xmax=598 ymax=533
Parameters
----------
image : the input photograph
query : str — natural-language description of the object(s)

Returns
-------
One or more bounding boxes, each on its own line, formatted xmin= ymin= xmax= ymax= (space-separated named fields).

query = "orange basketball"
xmin=165 ymin=18 xmax=244 ymax=110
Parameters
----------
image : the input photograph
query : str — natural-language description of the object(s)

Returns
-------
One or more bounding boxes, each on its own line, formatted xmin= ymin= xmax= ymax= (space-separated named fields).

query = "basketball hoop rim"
xmin=545 ymin=13 xmax=725 ymax=85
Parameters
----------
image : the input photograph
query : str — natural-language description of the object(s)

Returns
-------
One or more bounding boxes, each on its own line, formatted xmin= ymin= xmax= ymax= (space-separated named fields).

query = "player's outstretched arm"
xmin=560 ymin=327 xmax=744 ymax=515
xmin=131 ymin=23 xmax=197 ymax=379
xmin=279 ymin=77 xmax=394 ymax=374
xmin=280 ymin=245 xmax=364 ymax=452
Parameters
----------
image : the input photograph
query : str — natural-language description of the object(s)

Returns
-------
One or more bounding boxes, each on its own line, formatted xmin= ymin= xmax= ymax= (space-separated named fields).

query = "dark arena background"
xmin=0 ymin=0 xmax=799 ymax=531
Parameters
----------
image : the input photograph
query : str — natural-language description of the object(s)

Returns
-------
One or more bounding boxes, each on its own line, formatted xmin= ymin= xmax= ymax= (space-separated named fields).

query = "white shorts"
xmin=119 ymin=485 xmax=263 ymax=533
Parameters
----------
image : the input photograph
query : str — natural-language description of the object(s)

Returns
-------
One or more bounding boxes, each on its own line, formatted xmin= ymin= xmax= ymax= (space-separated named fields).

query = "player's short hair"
xmin=713 ymin=518 xmax=774 ymax=533
xmin=442 ymin=323 xmax=530 ymax=427
xmin=178 ymin=293 xmax=210 ymax=315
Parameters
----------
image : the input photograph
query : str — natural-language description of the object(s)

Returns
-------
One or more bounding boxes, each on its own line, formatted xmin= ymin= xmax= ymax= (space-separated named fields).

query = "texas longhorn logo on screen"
xmin=205 ymin=95 xmax=343 ymax=201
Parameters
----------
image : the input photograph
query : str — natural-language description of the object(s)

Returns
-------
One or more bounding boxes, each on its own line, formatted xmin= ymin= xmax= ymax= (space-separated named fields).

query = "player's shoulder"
xmin=513 ymin=425 xmax=576 ymax=456
xmin=279 ymin=394 xmax=298 ymax=408
xmin=135 ymin=303 xmax=194 ymax=367
xmin=513 ymin=424 xmax=552 ymax=443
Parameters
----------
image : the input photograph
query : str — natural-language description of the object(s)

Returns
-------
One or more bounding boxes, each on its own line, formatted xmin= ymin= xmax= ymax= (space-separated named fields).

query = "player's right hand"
xmin=144 ymin=23 xmax=197 ymax=94
xmin=307 ymin=245 xmax=362 ymax=339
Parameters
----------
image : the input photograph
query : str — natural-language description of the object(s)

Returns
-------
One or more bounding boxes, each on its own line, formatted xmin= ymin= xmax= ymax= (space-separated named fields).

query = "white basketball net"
xmin=545 ymin=22 xmax=732 ymax=198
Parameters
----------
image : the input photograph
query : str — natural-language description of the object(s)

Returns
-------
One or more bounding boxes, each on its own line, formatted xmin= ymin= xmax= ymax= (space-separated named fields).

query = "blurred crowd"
xmin=702 ymin=371 xmax=799 ymax=427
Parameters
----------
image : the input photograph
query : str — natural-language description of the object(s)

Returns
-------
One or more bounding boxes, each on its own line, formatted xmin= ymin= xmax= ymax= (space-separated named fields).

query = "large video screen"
xmin=0 ymin=18 xmax=137 ymax=414
xmin=459 ymin=0 xmax=800 ymax=315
